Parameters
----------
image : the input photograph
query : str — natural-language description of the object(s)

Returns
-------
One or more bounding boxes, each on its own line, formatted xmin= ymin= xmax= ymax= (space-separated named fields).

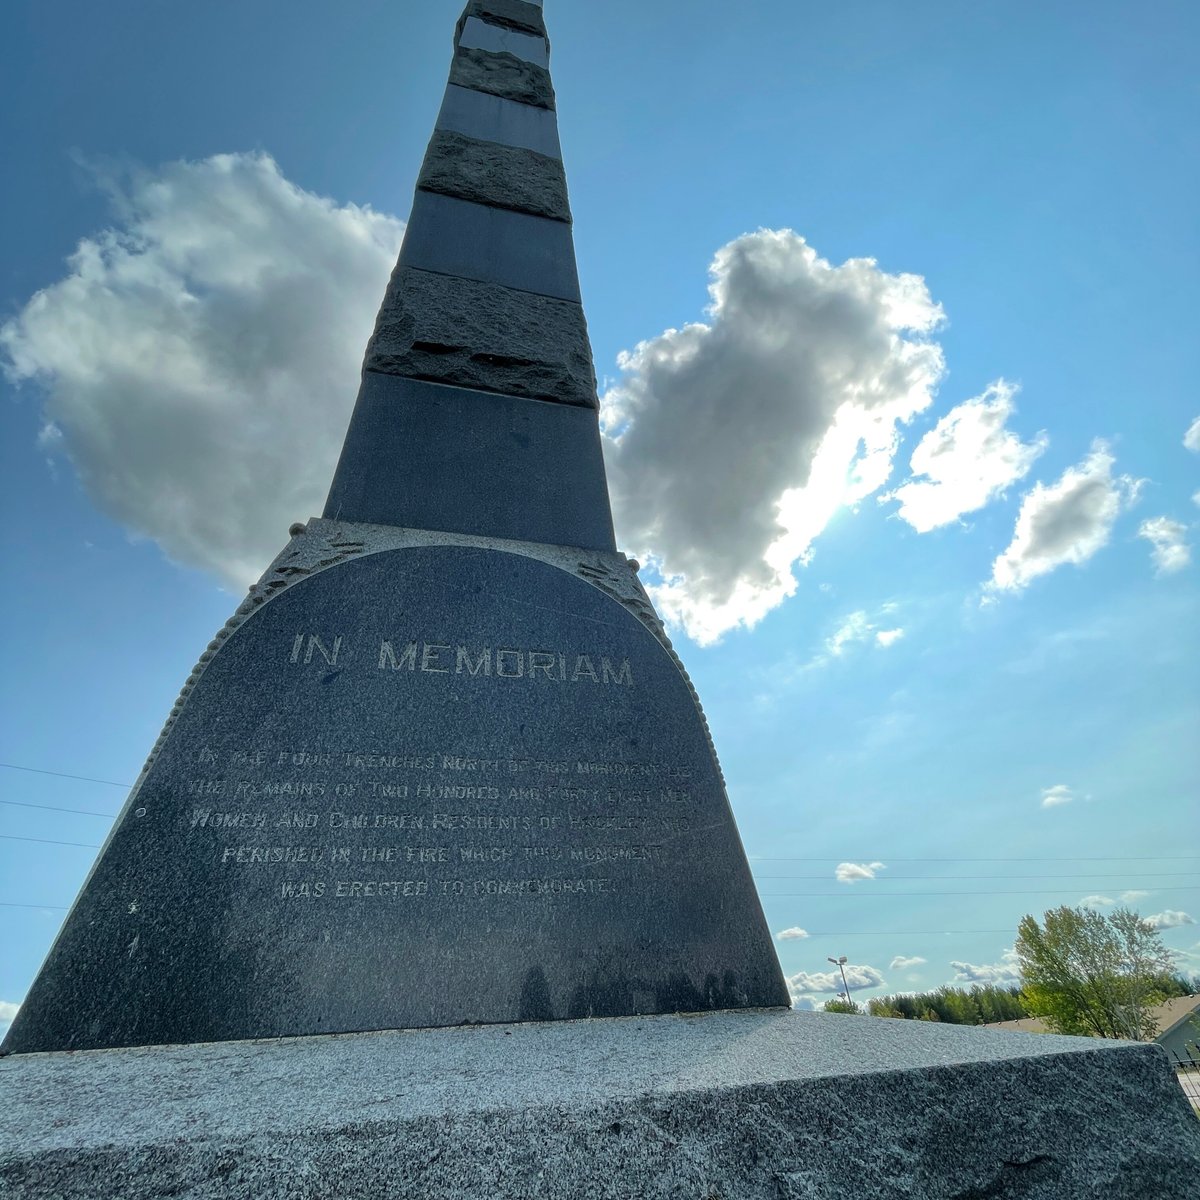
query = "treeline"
xmin=825 ymin=973 xmax=1198 ymax=1027
xmin=865 ymin=985 xmax=1028 ymax=1025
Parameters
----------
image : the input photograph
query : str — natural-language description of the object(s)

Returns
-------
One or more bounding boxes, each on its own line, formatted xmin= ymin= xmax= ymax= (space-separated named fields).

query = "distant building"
xmin=985 ymin=994 xmax=1200 ymax=1054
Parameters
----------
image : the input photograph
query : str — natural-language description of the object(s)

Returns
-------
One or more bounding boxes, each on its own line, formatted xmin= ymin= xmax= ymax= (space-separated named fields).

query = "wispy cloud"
xmin=890 ymin=955 xmax=926 ymax=969
xmin=1040 ymin=784 xmax=1075 ymax=808
xmin=836 ymin=861 xmax=886 ymax=884
xmin=1080 ymin=894 xmax=1115 ymax=909
xmin=775 ymin=927 xmax=810 ymax=941
xmin=875 ymin=628 xmax=905 ymax=648
xmin=1138 ymin=516 xmax=1191 ymax=575
xmin=1120 ymin=890 xmax=1150 ymax=903
xmin=883 ymin=380 xmax=1046 ymax=531
xmin=987 ymin=442 xmax=1141 ymax=596
xmin=950 ymin=947 xmax=1020 ymax=986
xmin=787 ymin=964 xmax=886 ymax=995
xmin=1184 ymin=416 xmax=1200 ymax=454
xmin=1145 ymin=910 xmax=1196 ymax=931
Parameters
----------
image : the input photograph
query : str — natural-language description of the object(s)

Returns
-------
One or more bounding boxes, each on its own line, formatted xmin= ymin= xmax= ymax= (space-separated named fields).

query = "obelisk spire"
xmin=324 ymin=0 xmax=615 ymax=552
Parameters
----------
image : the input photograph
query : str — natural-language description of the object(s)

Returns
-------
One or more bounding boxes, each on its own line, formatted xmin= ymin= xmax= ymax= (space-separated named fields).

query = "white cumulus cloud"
xmin=1138 ymin=516 xmax=1191 ymax=575
xmin=883 ymin=380 xmax=1047 ymax=531
xmin=1120 ymin=890 xmax=1150 ymax=903
xmin=987 ymin=442 xmax=1140 ymax=595
xmin=787 ymin=964 xmax=886 ymax=995
xmin=950 ymin=947 xmax=1021 ymax=986
xmin=775 ymin=926 xmax=810 ymax=941
xmin=1080 ymin=895 xmax=1115 ymax=909
xmin=890 ymin=955 xmax=926 ymax=969
xmin=1185 ymin=416 xmax=1200 ymax=453
xmin=1145 ymin=910 xmax=1196 ymax=931
xmin=1040 ymin=784 xmax=1075 ymax=808
xmin=602 ymin=229 xmax=946 ymax=643
xmin=0 ymin=1000 xmax=18 ymax=1034
xmin=0 ymin=152 xmax=405 ymax=589
xmin=835 ymin=860 xmax=886 ymax=884
xmin=875 ymin=627 xmax=905 ymax=647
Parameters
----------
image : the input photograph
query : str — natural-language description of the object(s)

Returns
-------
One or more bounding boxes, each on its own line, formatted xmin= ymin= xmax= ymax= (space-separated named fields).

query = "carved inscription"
xmin=178 ymin=745 xmax=701 ymax=905
xmin=286 ymin=631 xmax=634 ymax=686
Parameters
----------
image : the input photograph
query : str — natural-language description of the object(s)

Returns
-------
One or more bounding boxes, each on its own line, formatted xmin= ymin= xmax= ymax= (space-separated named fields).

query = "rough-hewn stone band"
xmin=418 ymin=130 xmax=569 ymax=222
xmin=457 ymin=0 xmax=546 ymax=39
xmin=449 ymin=46 xmax=555 ymax=110
xmin=365 ymin=267 xmax=597 ymax=408
xmin=457 ymin=18 xmax=549 ymax=68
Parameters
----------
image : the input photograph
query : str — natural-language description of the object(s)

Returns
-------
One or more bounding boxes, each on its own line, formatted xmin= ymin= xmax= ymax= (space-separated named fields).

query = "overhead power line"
xmin=0 ymin=834 xmax=101 ymax=849
xmin=0 ymin=762 xmax=130 ymax=788
xmin=751 ymin=855 xmax=1200 ymax=862
xmin=755 ymin=872 xmax=1200 ymax=881
xmin=0 ymin=799 xmax=118 ymax=818
xmin=760 ymin=887 xmax=1200 ymax=898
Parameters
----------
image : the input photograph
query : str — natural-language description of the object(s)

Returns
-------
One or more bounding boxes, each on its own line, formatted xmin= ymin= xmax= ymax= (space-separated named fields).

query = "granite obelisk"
xmin=2 ymin=0 xmax=789 ymax=1055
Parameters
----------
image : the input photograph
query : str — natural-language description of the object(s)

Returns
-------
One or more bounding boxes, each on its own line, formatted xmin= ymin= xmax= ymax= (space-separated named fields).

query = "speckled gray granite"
xmin=458 ymin=0 xmax=546 ymax=38
xmin=399 ymin=190 xmax=580 ymax=300
xmin=323 ymin=376 xmax=614 ymax=544
xmin=450 ymin=45 xmax=555 ymax=109
xmin=366 ymin=267 xmax=594 ymax=405
xmin=436 ymin=83 xmax=562 ymax=157
xmin=418 ymin=129 xmax=570 ymax=221
xmin=3 ymin=1010 xmax=1198 ymax=1199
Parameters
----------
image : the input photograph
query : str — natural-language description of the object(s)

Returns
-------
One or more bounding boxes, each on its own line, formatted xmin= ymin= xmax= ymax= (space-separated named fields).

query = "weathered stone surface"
xmin=399 ymin=190 xmax=580 ymax=301
xmin=457 ymin=16 xmax=549 ymax=68
xmin=418 ymin=129 xmax=570 ymax=221
xmin=437 ymin=83 xmax=562 ymax=157
xmin=367 ymin=267 xmax=593 ymax=405
xmin=1 ymin=537 xmax=788 ymax=1054
xmin=458 ymin=0 xmax=546 ymax=39
xmin=449 ymin=45 xmax=555 ymax=109
xmin=4 ymin=1010 xmax=1199 ymax=1199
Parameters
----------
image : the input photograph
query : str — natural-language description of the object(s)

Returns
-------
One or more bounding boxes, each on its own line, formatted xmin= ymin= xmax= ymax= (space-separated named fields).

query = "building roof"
xmin=983 ymin=994 xmax=1200 ymax=1040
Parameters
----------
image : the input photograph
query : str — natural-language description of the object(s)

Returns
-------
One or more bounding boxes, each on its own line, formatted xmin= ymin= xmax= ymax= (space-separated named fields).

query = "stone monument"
xmin=2 ymin=0 xmax=788 ymax=1057
xmin=3 ymin=2 xmax=1199 ymax=1195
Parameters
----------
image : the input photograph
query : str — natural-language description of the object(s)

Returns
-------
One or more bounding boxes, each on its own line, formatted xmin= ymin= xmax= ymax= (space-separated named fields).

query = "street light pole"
xmin=828 ymin=956 xmax=853 ymax=1005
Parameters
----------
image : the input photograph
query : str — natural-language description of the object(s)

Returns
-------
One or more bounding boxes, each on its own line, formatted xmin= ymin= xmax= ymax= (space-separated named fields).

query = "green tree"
xmin=822 ymin=998 xmax=865 ymax=1015
xmin=1015 ymin=905 xmax=1175 ymax=1040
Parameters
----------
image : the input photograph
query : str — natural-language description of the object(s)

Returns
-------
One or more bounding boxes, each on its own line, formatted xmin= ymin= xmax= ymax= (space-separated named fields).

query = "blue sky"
xmin=1 ymin=0 xmax=1198 ymax=1023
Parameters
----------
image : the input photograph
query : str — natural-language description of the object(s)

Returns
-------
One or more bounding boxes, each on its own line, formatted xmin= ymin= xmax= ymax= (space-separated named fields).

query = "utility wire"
xmin=0 ymin=834 xmax=101 ymax=849
xmin=751 ymin=855 xmax=1200 ymax=862
xmin=0 ymin=799 xmax=118 ymax=818
xmin=755 ymin=872 xmax=1200 ymax=881
xmin=760 ymin=887 xmax=1200 ymax=898
xmin=0 ymin=763 xmax=130 ymax=788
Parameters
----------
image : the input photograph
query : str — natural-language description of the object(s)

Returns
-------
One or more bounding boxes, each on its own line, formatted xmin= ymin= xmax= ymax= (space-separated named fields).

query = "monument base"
xmin=3 ymin=1009 xmax=1197 ymax=1198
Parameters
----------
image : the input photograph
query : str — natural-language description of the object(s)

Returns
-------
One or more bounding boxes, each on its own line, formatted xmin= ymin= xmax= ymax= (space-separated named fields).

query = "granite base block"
xmin=4 ymin=1010 xmax=1198 ymax=1199
xmin=323 ymin=374 xmax=614 ymax=546
xmin=436 ymin=83 xmax=562 ymax=157
xmin=399 ymin=189 xmax=580 ymax=301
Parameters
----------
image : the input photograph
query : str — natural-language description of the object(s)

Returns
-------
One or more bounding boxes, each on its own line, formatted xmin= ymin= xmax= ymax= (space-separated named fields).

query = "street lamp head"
xmin=827 ymin=956 xmax=847 ymax=966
